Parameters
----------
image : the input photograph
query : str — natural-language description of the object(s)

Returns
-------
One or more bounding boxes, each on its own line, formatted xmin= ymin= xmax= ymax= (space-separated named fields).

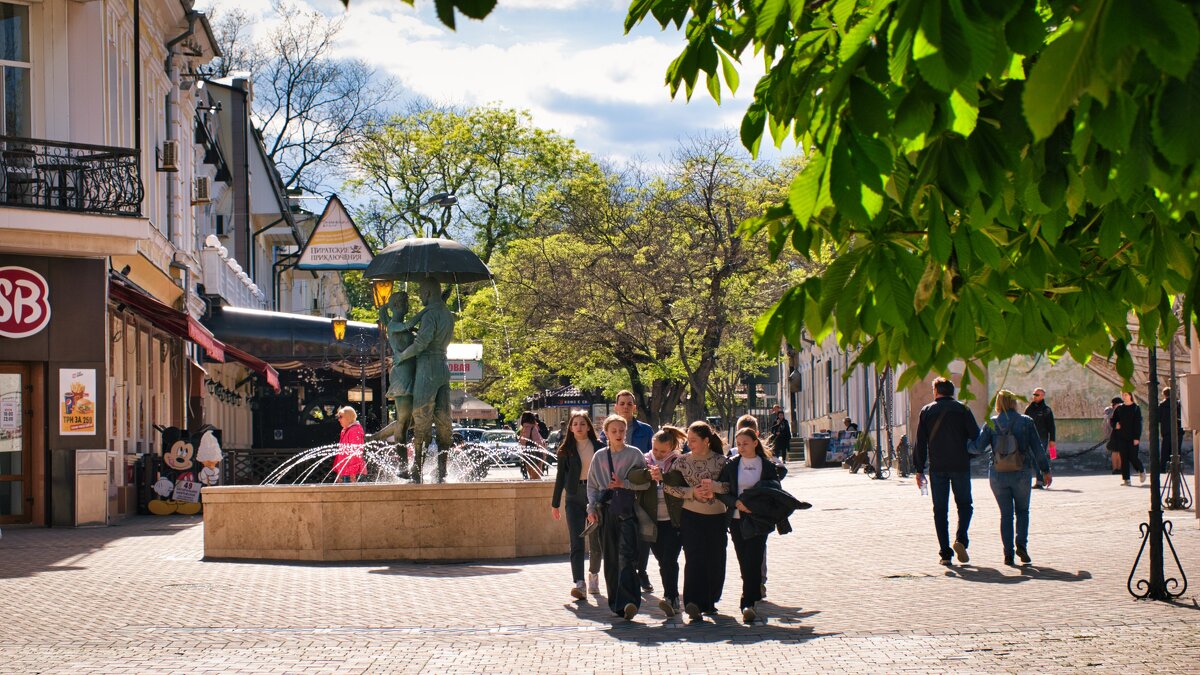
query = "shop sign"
xmin=0 ymin=266 xmax=52 ymax=339
xmin=448 ymin=360 xmax=483 ymax=381
xmin=60 ymin=368 xmax=97 ymax=435
xmin=296 ymin=196 xmax=374 ymax=270
xmin=0 ymin=400 xmax=17 ymax=430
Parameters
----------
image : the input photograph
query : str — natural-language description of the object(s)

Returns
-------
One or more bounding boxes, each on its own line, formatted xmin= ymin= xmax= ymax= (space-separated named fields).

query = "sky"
xmin=199 ymin=0 xmax=794 ymax=165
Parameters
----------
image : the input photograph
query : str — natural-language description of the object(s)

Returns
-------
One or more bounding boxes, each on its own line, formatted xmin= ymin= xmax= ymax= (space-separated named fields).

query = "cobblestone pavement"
xmin=2 ymin=465 xmax=1199 ymax=674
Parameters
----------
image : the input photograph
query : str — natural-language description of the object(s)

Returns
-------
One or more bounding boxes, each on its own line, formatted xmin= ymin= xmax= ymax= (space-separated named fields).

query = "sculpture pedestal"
xmin=201 ymin=481 xmax=568 ymax=562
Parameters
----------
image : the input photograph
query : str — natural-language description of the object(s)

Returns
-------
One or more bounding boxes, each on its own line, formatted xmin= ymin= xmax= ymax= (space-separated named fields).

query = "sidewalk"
xmin=2 ymin=467 xmax=1198 ymax=673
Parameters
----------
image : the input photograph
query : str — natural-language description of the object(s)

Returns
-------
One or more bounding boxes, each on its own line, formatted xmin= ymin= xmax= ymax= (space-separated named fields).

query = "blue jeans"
xmin=990 ymin=468 xmax=1032 ymax=557
xmin=929 ymin=471 xmax=972 ymax=558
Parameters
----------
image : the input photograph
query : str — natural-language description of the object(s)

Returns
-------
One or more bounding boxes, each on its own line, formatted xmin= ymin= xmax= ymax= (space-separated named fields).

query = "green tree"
xmin=621 ymin=0 xmax=1199 ymax=389
xmin=460 ymin=135 xmax=795 ymax=424
xmin=347 ymin=106 xmax=599 ymax=262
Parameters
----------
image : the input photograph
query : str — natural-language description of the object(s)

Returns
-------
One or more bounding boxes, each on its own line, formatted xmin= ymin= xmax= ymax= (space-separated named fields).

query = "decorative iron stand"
xmin=1127 ymin=345 xmax=1188 ymax=600
xmin=1162 ymin=335 xmax=1192 ymax=511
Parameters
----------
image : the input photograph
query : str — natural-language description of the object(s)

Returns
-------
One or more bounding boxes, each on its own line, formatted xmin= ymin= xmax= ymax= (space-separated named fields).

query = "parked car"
xmin=477 ymin=428 xmax=555 ymax=477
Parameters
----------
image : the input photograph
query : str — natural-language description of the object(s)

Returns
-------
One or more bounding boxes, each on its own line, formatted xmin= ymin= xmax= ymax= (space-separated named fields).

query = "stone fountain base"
xmin=201 ymin=481 xmax=568 ymax=562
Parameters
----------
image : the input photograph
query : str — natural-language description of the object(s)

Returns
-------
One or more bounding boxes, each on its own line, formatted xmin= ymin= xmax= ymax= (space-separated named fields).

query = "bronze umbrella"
xmin=363 ymin=237 xmax=493 ymax=283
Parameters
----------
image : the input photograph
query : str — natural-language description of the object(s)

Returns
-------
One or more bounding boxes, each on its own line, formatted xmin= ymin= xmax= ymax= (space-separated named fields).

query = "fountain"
xmin=202 ymin=238 xmax=567 ymax=562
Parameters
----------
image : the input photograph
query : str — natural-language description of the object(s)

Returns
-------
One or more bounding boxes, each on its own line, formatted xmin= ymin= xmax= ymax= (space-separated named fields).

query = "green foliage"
xmin=383 ymin=0 xmax=497 ymax=30
xmin=347 ymin=106 xmax=600 ymax=263
xmin=626 ymin=0 xmax=1200 ymax=383
xmin=458 ymin=135 xmax=798 ymax=424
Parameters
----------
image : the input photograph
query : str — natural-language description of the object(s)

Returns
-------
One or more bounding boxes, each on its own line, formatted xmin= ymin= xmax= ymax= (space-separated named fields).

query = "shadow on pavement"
xmin=0 ymin=516 xmax=200 ymax=580
xmin=943 ymin=564 xmax=1091 ymax=584
xmin=562 ymin=596 xmax=832 ymax=644
xmin=368 ymin=563 xmax=522 ymax=577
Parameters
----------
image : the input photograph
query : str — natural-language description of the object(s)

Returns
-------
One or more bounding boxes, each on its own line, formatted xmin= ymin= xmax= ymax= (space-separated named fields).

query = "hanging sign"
xmin=296 ymin=195 xmax=374 ymax=270
xmin=60 ymin=368 xmax=97 ymax=435
xmin=0 ymin=266 xmax=52 ymax=339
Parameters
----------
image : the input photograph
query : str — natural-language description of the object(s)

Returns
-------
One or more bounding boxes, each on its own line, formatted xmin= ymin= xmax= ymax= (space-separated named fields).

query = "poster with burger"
xmin=60 ymin=369 xmax=97 ymax=435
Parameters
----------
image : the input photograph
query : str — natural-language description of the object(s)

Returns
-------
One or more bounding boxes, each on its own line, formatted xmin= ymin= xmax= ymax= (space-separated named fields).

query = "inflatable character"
xmin=148 ymin=426 xmax=202 ymax=515
xmin=196 ymin=429 xmax=222 ymax=487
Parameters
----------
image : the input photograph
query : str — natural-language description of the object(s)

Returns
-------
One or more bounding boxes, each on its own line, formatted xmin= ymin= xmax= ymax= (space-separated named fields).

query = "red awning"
xmin=110 ymin=280 xmax=225 ymax=362
xmin=222 ymin=342 xmax=281 ymax=392
xmin=109 ymin=278 xmax=281 ymax=392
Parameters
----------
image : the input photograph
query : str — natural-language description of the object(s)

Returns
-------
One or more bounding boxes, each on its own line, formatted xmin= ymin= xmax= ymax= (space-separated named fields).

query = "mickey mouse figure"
xmin=148 ymin=426 xmax=202 ymax=516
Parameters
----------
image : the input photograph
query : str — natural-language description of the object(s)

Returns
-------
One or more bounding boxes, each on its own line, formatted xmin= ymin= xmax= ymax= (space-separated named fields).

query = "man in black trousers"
xmin=913 ymin=378 xmax=980 ymax=566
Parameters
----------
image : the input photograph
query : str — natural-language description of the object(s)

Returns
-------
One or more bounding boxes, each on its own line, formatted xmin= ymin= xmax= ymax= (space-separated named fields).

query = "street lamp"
xmin=424 ymin=192 xmax=457 ymax=238
xmin=332 ymin=317 xmax=347 ymax=342
xmin=371 ymin=280 xmax=394 ymax=428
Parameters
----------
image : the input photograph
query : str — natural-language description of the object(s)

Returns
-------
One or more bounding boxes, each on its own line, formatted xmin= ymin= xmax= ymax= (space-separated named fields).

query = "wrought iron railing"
xmin=0 ymin=134 xmax=143 ymax=216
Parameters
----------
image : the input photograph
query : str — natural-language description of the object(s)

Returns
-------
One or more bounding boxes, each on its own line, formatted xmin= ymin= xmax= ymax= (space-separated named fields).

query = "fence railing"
xmin=0 ymin=134 xmax=142 ymax=216
xmin=221 ymin=448 xmax=334 ymax=486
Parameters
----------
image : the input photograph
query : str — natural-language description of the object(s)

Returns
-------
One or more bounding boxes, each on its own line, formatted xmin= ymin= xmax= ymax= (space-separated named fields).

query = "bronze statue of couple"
xmin=371 ymin=278 xmax=454 ymax=483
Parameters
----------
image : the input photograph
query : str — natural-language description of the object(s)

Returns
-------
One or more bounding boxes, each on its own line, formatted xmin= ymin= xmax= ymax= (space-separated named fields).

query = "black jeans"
xmin=649 ymin=519 xmax=682 ymax=602
xmin=600 ymin=508 xmax=641 ymax=614
xmin=730 ymin=520 xmax=767 ymax=609
xmin=680 ymin=509 xmax=727 ymax=612
xmin=563 ymin=490 xmax=590 ymax=583
xmin=1119 ymin=438 xmax=1144 ymax=479
xmin=929 ymin=471 xmax=972 ymax=559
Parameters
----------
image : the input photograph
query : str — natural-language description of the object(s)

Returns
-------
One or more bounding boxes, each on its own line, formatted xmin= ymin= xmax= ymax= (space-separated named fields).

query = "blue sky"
xmin=203 ymin=0 xmax=794 ymax=164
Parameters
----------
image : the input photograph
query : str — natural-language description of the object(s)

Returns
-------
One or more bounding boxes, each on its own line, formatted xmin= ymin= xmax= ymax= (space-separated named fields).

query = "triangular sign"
xmin=296 ymin=196 xmax=374 ymax=270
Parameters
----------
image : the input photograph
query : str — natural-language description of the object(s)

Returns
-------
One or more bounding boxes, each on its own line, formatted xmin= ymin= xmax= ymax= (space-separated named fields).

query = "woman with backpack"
xmin=973 ymin=390 xmax=1052 ymax=566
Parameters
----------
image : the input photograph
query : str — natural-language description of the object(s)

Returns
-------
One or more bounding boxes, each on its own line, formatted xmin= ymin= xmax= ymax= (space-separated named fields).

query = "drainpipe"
xmin=133 ymin=0 xmax=142 ymax=214
xmin=163 ymin=13 xmax=198 ymax=249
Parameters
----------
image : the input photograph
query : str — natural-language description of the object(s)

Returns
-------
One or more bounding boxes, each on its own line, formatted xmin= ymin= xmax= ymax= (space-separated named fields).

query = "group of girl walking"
xmin=551 ymin=410 xmax=802 ymax=623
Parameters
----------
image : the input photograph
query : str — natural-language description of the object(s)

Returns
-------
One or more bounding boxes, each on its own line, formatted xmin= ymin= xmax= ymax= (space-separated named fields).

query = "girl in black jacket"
xmin=717 ymin=428 xmax=785 ymax=623
xmin=1111 ymin=391 xmax=1145 ymax=486
xmin=551 ymin=410 xmax=602 ymax=599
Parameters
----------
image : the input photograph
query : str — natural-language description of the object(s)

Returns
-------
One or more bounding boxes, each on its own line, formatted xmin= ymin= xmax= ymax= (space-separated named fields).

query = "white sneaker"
xmin=1140 ymin=472 xmax=1147 ymax=484
xmin=570 ymin=582 xmax=586 ymax=600
xmin=1122 ymin=479 xmax=1131 ymax=486
xmin=588 ymin=573 xmax=600 ymax=595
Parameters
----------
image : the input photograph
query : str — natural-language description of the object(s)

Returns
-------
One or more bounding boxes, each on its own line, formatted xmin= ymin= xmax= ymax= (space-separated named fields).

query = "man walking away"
xmin=1024 ymin=388 xmax=1056 ymax=489
xmin=770 ymin=405 xmax=792 ymax=463
xmin=1158 ymin=387 xmax=1184 ymax=474
xmin=913 ymin=378 xmax=980 ymax=566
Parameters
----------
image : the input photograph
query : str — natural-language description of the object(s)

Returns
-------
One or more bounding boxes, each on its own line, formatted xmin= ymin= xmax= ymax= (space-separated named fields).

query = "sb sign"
xmin=0 ymin=266 xmax=52 ymax=338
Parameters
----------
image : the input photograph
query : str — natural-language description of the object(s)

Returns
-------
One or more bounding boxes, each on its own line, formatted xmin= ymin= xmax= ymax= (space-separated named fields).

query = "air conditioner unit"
xmin=157 ymin=140 xmax=179 ymax=172
xmin=193 ymin=176 xmax=211 ymax=204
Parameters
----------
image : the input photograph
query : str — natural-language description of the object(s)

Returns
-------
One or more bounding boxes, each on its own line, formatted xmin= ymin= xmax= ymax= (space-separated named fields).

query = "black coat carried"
xmin=715 ymin=458 xmax=810 ymax=538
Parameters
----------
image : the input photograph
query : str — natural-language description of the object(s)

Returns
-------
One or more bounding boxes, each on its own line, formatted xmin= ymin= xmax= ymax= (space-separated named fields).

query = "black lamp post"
xmin=371 ymin=280 xmax=394 ymax=429
xmin=1128 ymin=343 xmax=1188 ymax=600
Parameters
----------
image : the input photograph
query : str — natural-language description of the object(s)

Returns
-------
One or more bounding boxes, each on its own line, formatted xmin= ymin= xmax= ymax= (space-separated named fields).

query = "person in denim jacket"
xmin=973 ymin=390 xmax=1053 ymax=566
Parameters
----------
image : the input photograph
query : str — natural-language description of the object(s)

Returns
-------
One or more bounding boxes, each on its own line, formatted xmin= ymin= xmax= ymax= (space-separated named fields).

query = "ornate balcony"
xmin=0 ymin=135 xmax=143 ymax=217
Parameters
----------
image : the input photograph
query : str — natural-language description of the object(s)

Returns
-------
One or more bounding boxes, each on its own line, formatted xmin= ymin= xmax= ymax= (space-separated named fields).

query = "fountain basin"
xmin=201 ymin=481 xmax=568 ymax=562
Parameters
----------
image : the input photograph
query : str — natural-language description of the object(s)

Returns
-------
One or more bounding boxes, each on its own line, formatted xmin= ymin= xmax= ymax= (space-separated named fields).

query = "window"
xmin=0 ymin=3 xmax=31 ymax=137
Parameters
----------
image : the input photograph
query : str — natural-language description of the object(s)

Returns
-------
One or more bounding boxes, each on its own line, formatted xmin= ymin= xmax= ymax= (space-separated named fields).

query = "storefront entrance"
xmin=0 ymin=364 xmax=32 ymax=523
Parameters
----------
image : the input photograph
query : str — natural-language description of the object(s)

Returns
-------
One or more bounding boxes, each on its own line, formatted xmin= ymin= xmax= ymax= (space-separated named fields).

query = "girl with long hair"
xmin=644 ymin=425 xmax=687 ymax=616
xmin=973 ymin=390 xmax=1052 ymax=566
xmin=551 ymin=411 xmax=603 ymax=599
xmin=518 ymin=410 xmax=548 ymax=480
xmin=662 ymin=420 xmax=729 ymax=622
xmin=1112 ymin=391 xmax=1146 ymax=486
xmin=717 ymin=427 xmax=785 ymax=622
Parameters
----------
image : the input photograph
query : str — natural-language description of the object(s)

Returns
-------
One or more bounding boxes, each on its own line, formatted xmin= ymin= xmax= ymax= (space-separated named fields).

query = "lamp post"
xmin=371 ymin=279 xmax=394 ymax=430
xmin=332 ymin=316 xmax=370 ymax=421
xmin=425 ymin=192 xmax=457 ymax=238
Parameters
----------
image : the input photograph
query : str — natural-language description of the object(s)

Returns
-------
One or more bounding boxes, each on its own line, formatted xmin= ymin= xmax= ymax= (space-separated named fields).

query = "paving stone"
xmin=1 ymin=468 xmax=1198 ymax=673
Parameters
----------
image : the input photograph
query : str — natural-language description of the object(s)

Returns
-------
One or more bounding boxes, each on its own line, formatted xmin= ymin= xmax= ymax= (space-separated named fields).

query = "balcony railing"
xmin=0 ymin=135 xmax=143 ymax=216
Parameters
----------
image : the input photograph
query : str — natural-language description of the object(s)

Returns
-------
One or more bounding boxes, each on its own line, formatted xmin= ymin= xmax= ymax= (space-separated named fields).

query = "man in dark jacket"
xmin=913 ymin=377 xmax=980 ymax=565
xmin=770 ymin=406 xmax=792 ymax=463
xmin=1024 ymin=388 xmax=1056 ymax=489
xmin=1158 ymin=387 xmax=1185 ymax=473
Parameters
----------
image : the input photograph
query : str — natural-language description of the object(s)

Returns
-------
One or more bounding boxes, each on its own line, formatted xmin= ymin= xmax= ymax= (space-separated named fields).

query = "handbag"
xmin=603 ymin=449 xmax=636 ymax=518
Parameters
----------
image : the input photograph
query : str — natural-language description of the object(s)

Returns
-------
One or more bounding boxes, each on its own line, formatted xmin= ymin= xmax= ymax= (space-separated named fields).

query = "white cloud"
xmin=201 ymin=0 xmax=780 ymax=161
